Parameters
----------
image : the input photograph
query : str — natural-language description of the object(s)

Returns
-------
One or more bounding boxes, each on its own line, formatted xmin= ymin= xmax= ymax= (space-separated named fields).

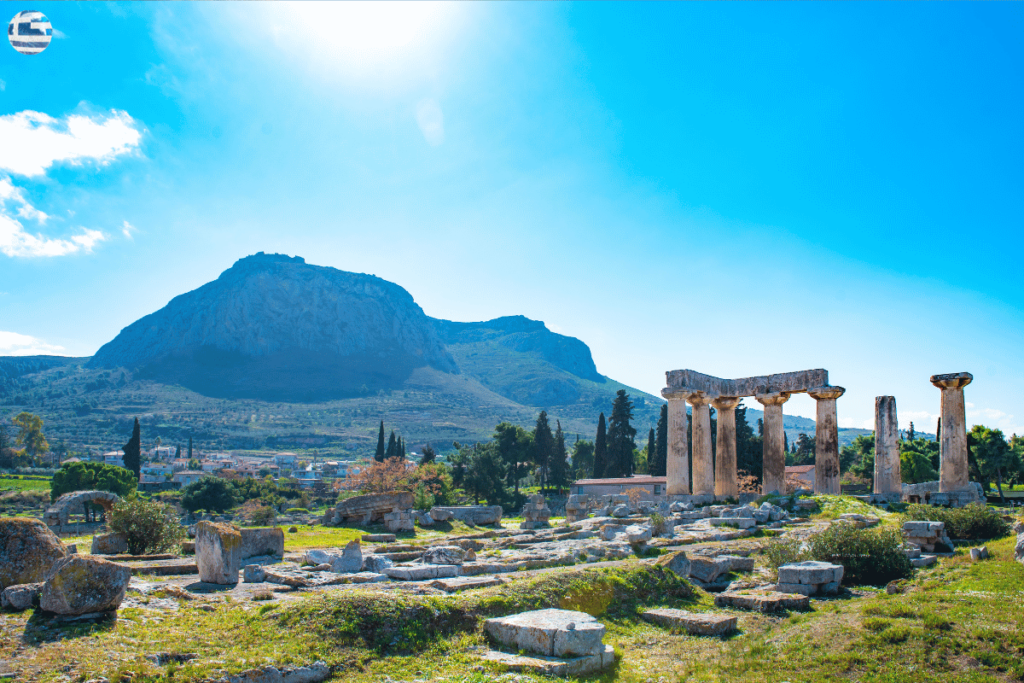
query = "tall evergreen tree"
xmin=374 ymin=421 xmax=386 ymax=462
xmin=533 ymin=411 xmax=554 ymax=491
xmin=187 ymin=436 xmax=193 ymax=460
xmin=593 ymin=413 xmax=608 ymax=478
xmin=399 ymin=437 xmax=407 ymax=459
xmin=122 ymin=417 xmax=142 ymax=480
xmin=385 ymin=430 xmax=397 ymax=459
xmin=420 ymin=444 xmax=437 ymax=466
xmin=606 ymin=390 xmax=637 ymax=478
xmin=495 ymin=422 xmax=532 ymax=495
xmin=645 ymin=428 xmax=656 ymax=475
xmin=651 ymin=404 xmax=668 ymax=477
xmin=174 ymin=444 xmax=181 ymax=459
xmin=735 ymin=401 xmax=762 ymax=482
xmin=550 ymin=420 xmax=570 ymax=492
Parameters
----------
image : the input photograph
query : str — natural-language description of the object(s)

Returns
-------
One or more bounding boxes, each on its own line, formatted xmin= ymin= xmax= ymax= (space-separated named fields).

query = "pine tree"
xmin=420 ymin=444 xmax=436 ymax=466
xmin=651 ymin=403 xmax=668 ymax=477
xmin=533 ymin=411 xmax=554 ymax=491
xmin=593 ymin=413 xmax=608 ymax=478
xmin=606 ymin=390 xmax=637 ymax=478
xmin=386 ymin=430 xmax=397 ymax=459
xmin=122 ymin=417 xmax=142 ymax=480
xmin=549 ymin=420 xmax=570 ymax=493
xmin=375 ymin=421 xmax=386 ymax=462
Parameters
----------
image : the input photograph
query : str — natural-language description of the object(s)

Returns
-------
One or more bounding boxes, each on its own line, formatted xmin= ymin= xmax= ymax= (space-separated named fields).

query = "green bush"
xmin=108 ymin=496 xmax=185 ymax=555
xmin=181 ymin=477 xmax=239 ymax=513
xmin=902 ymin=503 xmax=1010 ymax=540
xmin=251 ymin=505 xmax=277 ymax=526
xmin=285 ymin=507 xmax=309 ymax=514
xmin=761 ymin=538 xmax=808 ymax=578
xmin=806 ymin=523 xmax=913 ymax=585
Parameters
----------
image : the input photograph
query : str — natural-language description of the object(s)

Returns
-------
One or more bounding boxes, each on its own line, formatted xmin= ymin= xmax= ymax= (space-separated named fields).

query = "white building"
xmin=173 ymin=470 xmax=208 ymax=487
xmin=102 ymin=451 xmax=125 ymax=468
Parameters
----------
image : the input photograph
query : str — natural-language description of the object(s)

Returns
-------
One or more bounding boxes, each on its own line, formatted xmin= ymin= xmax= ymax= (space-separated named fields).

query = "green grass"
xmin=0 ymin=475 xmax=51 ymax=491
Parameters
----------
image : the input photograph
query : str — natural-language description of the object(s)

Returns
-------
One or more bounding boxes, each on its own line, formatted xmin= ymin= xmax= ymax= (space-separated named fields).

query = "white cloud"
xmin=0 ymin=109 xmax=141 ymax=177
xmin=966 ymin=403 xmax=1024 ymax=437
xmin=416 ymin=99 xmax=445 ymax=147
xmin=122 ymin=220 xmax=136 ymax=240
xmin=0 ymin=331 xmax=65 ymax=356
xmin=0 ymin=175 xmax=106 ymax=257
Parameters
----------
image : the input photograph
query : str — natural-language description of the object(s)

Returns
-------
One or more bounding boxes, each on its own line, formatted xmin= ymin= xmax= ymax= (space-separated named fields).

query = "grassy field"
xmin=2 ymin=527 xmax=1022 ymax=682
xmin=0 ymin=476 xmax=51 ymax=492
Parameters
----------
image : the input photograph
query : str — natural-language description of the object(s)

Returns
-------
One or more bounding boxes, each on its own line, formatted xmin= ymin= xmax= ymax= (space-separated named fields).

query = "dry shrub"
xmin=624 ymin=487 xmax=649 ymax=507
xmin=737 ymin=470 xmax=761 ymax=494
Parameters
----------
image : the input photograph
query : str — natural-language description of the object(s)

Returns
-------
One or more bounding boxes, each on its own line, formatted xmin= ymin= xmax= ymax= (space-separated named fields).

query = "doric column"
xmin=930 ymin=372 xmax=973 ymax=492
xmin=808 ymin=386 xmax=844 ymax=495
xmin=688 ymin=392 xmax=714 ymax=497
xmin=661 ymin=389 xmax=690 ymax=495
xmin=712 ymin=396 xmax=741 ymax=500
xmin=756 ymin=392 xmax=790 ymax=495
xmin=874 ymin=396 xmax=901 ymax=495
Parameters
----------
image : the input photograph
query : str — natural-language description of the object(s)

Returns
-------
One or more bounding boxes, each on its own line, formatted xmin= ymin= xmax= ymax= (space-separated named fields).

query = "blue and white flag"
xmin=8 ymin=10 xmax=52 ymax=55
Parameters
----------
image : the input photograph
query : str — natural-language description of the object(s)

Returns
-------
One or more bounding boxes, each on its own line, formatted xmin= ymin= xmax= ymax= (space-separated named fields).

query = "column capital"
xmin=930 ymin=372 xmax=972 ymax=390
xmin=756 ymin=392 xmax=790 ymax=406
xmin=808 ymin=386 xmax=845 ymax=401
xmin=711 ymin=396 xmax=741 ymax=411
xmin=686 ymin=391 xmax=714 ymax=407
xmin=661 ymin=387 xmax=691 ymax=401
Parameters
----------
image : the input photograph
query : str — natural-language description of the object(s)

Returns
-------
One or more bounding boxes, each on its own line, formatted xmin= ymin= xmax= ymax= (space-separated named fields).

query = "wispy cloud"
xmin=966 ymin=403 xmax=1024 ymax=437
xmin=416 ymin=99 xmax=445 ymax=147
xmin=0 ymin=331 xmax=66 ymax=356
xmin=0 ymin=109 xmax=141 ymax=177
xmin=0 ymin=175 xmax=107 ymax=257
xmin=122 ymin=220 xmax=136 ymax=240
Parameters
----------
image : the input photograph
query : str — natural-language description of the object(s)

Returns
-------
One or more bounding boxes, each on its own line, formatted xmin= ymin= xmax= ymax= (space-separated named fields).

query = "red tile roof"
xmin=785 ymin=465 xmax=815 ymax=474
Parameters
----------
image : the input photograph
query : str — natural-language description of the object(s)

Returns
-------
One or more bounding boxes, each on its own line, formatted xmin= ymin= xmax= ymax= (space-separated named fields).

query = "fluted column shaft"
xmin=712 ymin=397 xmax=741 ymax=499
xmin=931 ymin=373 xmax=973 ymax=492
xmin=688 ymin=392 xmax=714 ymax=497
xmin=757 ymin=392 xmax=790 ymax=495
xmin=663 ymin=391 xmax=690 ymax=495
xmin=808 ymin=386 xmax=844 ymax=495
xmin=874 ymin=396 xmax=901 ymax=494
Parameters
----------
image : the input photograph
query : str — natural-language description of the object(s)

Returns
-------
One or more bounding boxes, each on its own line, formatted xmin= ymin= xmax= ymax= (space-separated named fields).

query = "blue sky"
xmin=0 ymin=2 xmax=1022 ymax=434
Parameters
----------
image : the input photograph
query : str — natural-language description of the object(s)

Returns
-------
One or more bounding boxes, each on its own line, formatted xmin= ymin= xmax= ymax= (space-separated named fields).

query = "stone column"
xmin=662 ymin=389 xmax=690 ymax=495
xmin=757 ymin=392 xmax=790 ymax=495
xmin=712 ymin=396 xmax=741 ymax=500
xmin=930 ymin=372 xmax=973 ymax=492
xmin=808 ymin=386 xmax=845 ymax=495
xmin=873 ymin=396 xmax=901 ymax=496
xmin=688 ymin=392 xmax=714 ymax=498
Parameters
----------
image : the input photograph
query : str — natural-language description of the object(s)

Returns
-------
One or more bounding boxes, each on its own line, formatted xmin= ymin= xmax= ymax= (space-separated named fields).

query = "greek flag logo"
xmin=8 ymin=10 xmax=52 ymax=55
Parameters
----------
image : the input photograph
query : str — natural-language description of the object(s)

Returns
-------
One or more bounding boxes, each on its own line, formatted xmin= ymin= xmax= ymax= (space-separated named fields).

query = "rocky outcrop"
xmin=39 ymin=556 xmax=131 ymax=615
xmin=0 ymin=518 xmax=68 ymax=589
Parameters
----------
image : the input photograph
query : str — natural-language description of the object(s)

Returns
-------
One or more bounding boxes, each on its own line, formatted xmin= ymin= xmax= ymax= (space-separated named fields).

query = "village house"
xmin=572 ymin=475 xmax=666 ymax=499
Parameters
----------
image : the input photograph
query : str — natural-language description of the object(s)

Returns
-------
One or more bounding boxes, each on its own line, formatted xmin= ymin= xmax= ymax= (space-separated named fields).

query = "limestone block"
xmin=243 ymin=564 xmax=266 ymax=583
xmin=820 ymin=581 xmax=841 ymax=595
xmin=1015 ymin=532 xmax=1024 ymax=566
xmin=383 ymin=509 xmax=415 ymax=533
xmin=384 ymin=564 xmax=460 ymax=580
xmin=39 ymin=556 xmax=131 ymax=615
xmin=325 ymin=492 xmax=415 ymax=526
xmin=240 ymin=528 xmax=285 ymax=559
xmin=600 ymin=524 xmax=622 ymax=541
xmin=713 ymin=590 xmax=810 ymax=613
xmin=708 ymin=517 xmax=756 ymax=529
xmin=330 ymin=541 xmax=362 ymax=573
xmin=476 ymin=644 xmax=614 ymax=677
xmin=362 ymin=533 xmax=396 ymax=543
xmin=624 ymin=524 xmax=653 ymax=544
xmin=422 ymin=546 xmax=466 ymax=566
xmin=362 ymin=554 xmax=394 ymax=574
xmin=90 ymin=532 xmax=128 ymax=555
xmin=654 ymin=550 xmax=691 ymax=578
xmin=484 ymin=608 xmax=605 ymax=658
xmin=429 ymin=505 xmax=503 ymax=525
xmin=0 ymin=517 xmax=69 ymax=590
xmin=196 ymin=521 xmax=242 ymax=585
xmin=774 ymin=582 xmax=815 ymax=596
xmin=1 ymin=581 xmax=42 ymax=610
xmin=752 ymin=509 xmax=770 ymax=523
xmin=611 ymin=505 xmax=630 ymax=518
xmin=642 ymin=608 xmax=737 ymax=636
xmin=721 ymin=555 xmax=755 ymax=572
xmin=688 ymin=556 xmax=732 ymax=583
xmin=911 ymin=555 xmax=937 ymax=568
xmin=413 ymin=510 xmax=434 ymax=527
xmin=429 ymin=507 xmax=454 ymax=522
xmin=777 ymin=561 xmax=843 ymax=586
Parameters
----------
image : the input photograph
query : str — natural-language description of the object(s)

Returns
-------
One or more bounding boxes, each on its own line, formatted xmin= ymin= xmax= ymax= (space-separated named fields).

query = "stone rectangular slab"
xmin=777 ymin=561 xmax=843 ymax=585
xmin=714 ymin=591 xmax=810 ymax=613
xmin=641 ymin=609 xmax=737 ymax=636
xmin=708 ymin=518 xmax=757 ymax=529
xmin=477 ymin=644 xmax=614 ymax=677
xmin=384 ymin=564 xmax=460 ymax=581
xmin=665 ymin=368 xmax=829 ymax=398
xmin=428 ymin=576 xmax=503 ymax=592
xmin=484 ymin=609 xmax=605 ymax=658
xmin=911 ymin=555 xmax=937 ymax=568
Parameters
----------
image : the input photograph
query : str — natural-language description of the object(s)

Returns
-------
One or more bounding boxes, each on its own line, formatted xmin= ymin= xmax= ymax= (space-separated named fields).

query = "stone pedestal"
xmin=688 ymin=392 xmax=714 ymax=497
xmin=757 ymin=393 xmax=790 ymax=495
xmin=712 ymin=397 xmax=740 ymax=499
xmin=931 ymin=372 xmax=973 ymax=493
xmin=808 ymin=387 xmax=844 ymax=495
xmin=662 ymin=390 xmax=690 ymax=495
xmin=874 ymin=396 xmax=901 ymax=495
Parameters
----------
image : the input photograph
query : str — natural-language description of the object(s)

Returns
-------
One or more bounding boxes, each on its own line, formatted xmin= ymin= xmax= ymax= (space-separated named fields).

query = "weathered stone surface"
xmin=196 ymin=521 xmax=242 ymax=585
xmin=775 ymin=582 xmax=814 ymax=596
xmin=429 ymin=576 xmax=503 ymax=592
xmin=714 ymin=590 xmax=810 ymax=613
xmin=0 ymin=517 xmax=68 ymax=589
xmin=362 ymin=534 xmax=396 ymax=543
xmin=39 ymin=556 xmax=131 ymax=615
xmin=323 ymin=492 xmax=414 ymax=526
xmin=241 ymin=528 xmax=284 ymax=559
xmin=837 ymin=513 xmax=880 ymax=528
xmin=383 ymin=508 xmax=414 ymax=533
xmin=666 ymin=368 xmax=829 ymax=399
xmin=874 ymin=396 xmax=901 ymax=495
xmin=931 ymin=372 xmax=972 ymax=493
xmin=903 ymin=520 xmax=953 ymax=552
xmin=642 ymin=609 xmax=737 ymax=636
xmin=422 ymin=546 xmax=466 ymax=566
xmin=777 ymin=561 xmax=843 ymax=586
xmin=624 ymin=524 xmax=653 ymax=544
xmin=361 ymin=554 xmax=394 ymax=574
xmin=43 ymin=490 xmax=120 ymax=529
xmin=1 ymin=582 xmax=43 ymax=610
xmin=333 ymin=541 xmax=362 ymax=573
xmin=721 ymin=555 xmax=755 ymax=572
xmin=476 ymin=644 xmax=615 ymax=677
xmin=709 ymin=517 xmax=756 ymax=529
xmin=1015 ymin=532 xmax=1024 ymax=566
xmin=689 ymin=394 xmax=715 ymax=497
xmin=216 ymin=660 xmax=330 ymax=683
xmin=808 ymin=386 xmax=844 ymax=494
xmin=485 ymin=608 xmax=605 ymax=658
xmin=688 ymin=556 xmax=732 ymax=583
xmin=911 ymin=555 xmax=937 ymax=568
xmin=521 ymin=494 xmax=552 ymax=530
xmin=91 ymin=532 xmax=128 ymax=555
xmin=384 ymin=564 xmax=460 ymax=580
xmin=758 ymin=393 xmax=790 ymax=495
xmin=611 ymin=505 xmax=630 ymax=518
xmin=429 ymin=505 xmax=503 ymax=525
xmin=655 ymin=550 xmax=691 ymax=578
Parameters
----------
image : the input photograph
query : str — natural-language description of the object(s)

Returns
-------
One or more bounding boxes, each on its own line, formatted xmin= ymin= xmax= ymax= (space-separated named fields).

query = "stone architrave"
xmin=688 ymin=392 xmax=714 ymax=497
xmin=757 ymin=393 xmax=790 ymax=495
xmin=711 ymin=397 xmax=741 ymax=500
xmin=874 ymin=396 xmax=900 ymax=495
xmin=808 ymin=386 xmax=844 ymax=495
xmin=662 ymin=390 xmax=690 ymax=495
xmin=931 ymin=373 xmax=973 ymax=492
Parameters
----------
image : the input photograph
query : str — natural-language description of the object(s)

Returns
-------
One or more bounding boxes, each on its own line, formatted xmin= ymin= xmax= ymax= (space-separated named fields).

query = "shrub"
xmin=50 ymin=461 xmax=137 ymax=502
xmin=181 ymin=477 xmax=239 ymax=513
xmin=761 ymin=538 xmax=808 ymax=578
xmin=108 ymin=496 xmax=185 ymax=555
xmin=902 ymin=503 xmax=1010 ymax=540
xmin=806 ymin=523 xmax=913 ymax=585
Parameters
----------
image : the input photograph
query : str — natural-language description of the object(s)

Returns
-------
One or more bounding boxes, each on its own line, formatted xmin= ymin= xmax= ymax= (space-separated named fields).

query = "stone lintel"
xmin=930 ymin=372 xmax=973 ymax=390
xmin=665 ymin=368 xmax=829 ymax=399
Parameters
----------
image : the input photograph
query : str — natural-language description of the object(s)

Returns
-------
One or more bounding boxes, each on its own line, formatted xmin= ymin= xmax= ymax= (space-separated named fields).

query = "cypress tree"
xmin=187 ymin=436 xmax=193 ymax=460
xmin=533 ymin=411 xmax=554 ymax=491
xmin=122 ymin=417 xmax=142 ymax=480
xmin=174 ymin=444 xmax=181 ymax=459
xmin=549 ymin=420 xmax=570 ymax=492
xmin=593 ymin=412 xmax=608 ymax=478
xmin=399 ymin=437 xmax=407 ymax=459
xmin=420 ymin=444 xmax=436 ymax=465
xmin=646 ymin=428 xmax=656 ymax=475
xmin=652 ymin=403 xmax=668 ymax=477
xmin=386 ymin=430 xmax=397 ymax=459
xmin=375 ymin=421 xmax=386 ymax=462
xmin=606 ymin=390 xmax=637 ymax=478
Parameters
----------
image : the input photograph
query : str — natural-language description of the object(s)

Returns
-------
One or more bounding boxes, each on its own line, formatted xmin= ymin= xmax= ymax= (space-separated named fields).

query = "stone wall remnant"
xmin=521 ymin=494 xmax=552 ymax=530
xmin=322 ymin=492 xmax=414 ymax=526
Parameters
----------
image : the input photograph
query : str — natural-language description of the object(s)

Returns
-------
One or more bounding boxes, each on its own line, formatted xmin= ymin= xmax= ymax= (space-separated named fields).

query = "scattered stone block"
xmin=428 ymin=576 xmax=503 ymax=592
xmin=0 ymin=517 xmax=68 ymax=590
xmin=362 ymin=534 xmax=396 ymax=543
xmin=837 ymin=513 xmax=880 ymax=528
xmin=521 ymin=494 xmax=552 ymax=530
xmin=654 ymin=550 xmax=691 ymax=578
xmin=778 ymin=561 xmax=843 ymax=586
xmin=624 ymin=524 xmax=653 ymax=544
xmin=641 ymin=609 xmax=737 ymax=636
xmin=361 ymin=554 xmax=394 ymax=574
xmin=384 ymin=564 xmax=460 ymax=580
xmin=709 ymin=517 xmax=756 ymax=529
xmin=688 ymin=556 xmax=732 ymax=583
xmin=485 ymin=608 xmax=605 ymax=658
xmin=903 ymin=521 xmax=953 ymax=553
xmin=323 ymin=492 xmax=414 ymax=526
xmin=383 ymin=508 xmax=415 ymax=533
xmin=911 ymin=555 xmax=937 ymax=568
xmin=721 ymin=555 xmax=755 ymax=573
xmin=40 ymin=556 xmax=131 ymax=615
xmin=1 ymin=582 xmax=42 ymax=611
xmin=476 ymin=644 xmax=615 ymax=677
xmin=196 ymin=521 xmax=242 ymax=585
xmin=240 ymin=528 xmax=284 ymax=560
xmin=714 ymin=590 xmax=810 ymax=613
xmin=611 ymin=505 xmax=630 ymax=518
xmin=91 ymin=532 xmax=128 ymax=555
xmin=429 ymin=505 xmax=503 ymax=525
xmin=969 ymin=546 xmax=989 ymax=561
xmin=422 ymin=546 xmax=466 ymax=566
